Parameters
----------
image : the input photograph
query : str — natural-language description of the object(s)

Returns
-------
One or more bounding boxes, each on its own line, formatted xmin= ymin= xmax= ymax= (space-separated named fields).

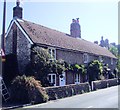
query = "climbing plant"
xmin=87 ymin=60 xmax=103 ymax=85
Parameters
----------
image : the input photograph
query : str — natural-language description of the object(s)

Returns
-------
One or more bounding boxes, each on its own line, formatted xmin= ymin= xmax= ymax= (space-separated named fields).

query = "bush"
xmin=10 ymin=75 xmax=49 ymax=104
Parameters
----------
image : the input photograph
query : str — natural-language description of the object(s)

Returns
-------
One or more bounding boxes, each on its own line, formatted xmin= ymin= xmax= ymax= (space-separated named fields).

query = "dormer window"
xmin=48 ymin=47 xmax=56 ymax=60
xmin=83 ymin=53 xmax=89 ymax=63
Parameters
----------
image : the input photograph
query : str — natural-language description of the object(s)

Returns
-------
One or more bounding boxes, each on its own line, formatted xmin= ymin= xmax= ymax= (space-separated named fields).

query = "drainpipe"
xmin=1 ymin=0 xmax=6 ymax=77
xmin=1 ymin=0 xmax=6 ymax=52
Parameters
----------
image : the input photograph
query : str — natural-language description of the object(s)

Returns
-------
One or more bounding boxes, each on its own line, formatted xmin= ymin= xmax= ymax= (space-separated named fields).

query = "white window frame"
xmin=48 ymin=47 xmax=56 ymax=61
xmin=75 ymin=73 xmax=80 ymax=84
xmin=48 ymin=73 xmax=56 ymax=86
xmin=111 ymin=58 xmax=113 ymax=65
xmin=83 ymin=53 xmax=89 ymax=63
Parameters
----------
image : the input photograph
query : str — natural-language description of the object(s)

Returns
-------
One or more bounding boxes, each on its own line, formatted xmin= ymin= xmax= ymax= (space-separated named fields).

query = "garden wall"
xmin=45 ymin=78 xmax=118 ymax=101
xmin=45 ymin=82 xmax=90 ymax=100
xmin=92 ymin=78 xmax=118 ymax=91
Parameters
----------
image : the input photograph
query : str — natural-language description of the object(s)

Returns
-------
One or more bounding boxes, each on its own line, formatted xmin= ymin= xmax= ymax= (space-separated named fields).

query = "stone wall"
xmin=17 ymin=27 xmax=31 ymax=74
xmin=56 ymin=49 xmax=83 ymax=64
xmin=56 ymin=49 xmax=99 ymax=64
xmin=92 ymin=78 xmax=118 ymax=91
xmin=5 ymin=25 xmax=13 ymax=55
xmin=5 ymin=23 xmax=32 ymax=74
xmin=45 ymin=82 xmax=90 ymax=100
xmin=46 ymin=78 xmax=118 ymax=101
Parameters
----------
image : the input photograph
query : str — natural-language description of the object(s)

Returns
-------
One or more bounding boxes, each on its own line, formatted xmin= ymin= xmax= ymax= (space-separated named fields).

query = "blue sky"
xmin=0 ymin=1 xmax=118 ymax=44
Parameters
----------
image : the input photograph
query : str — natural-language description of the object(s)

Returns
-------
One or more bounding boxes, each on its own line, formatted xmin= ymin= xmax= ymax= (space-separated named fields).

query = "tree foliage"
xmin=87 ymin=60 xmax=103 ymax=84
xmin=25 ymin=46 xmax=65 ymax=86
xmin=109 ymin=46 xmax=118 ymax=57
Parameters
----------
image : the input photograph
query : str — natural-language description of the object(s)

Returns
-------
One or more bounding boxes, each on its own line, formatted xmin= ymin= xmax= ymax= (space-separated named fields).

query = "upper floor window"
xmin=48 ymin=47 xmax=56 ymax=60
xmin=99 ymin=56 xmax=103 ymax=62
xmin=83 ymin=53 xmax=89 ymax=63
xmin=111 ymin=58 xmax=113 ymax=65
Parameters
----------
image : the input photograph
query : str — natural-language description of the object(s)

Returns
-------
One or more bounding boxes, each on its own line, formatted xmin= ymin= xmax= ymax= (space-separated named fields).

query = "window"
xmin=83 ymin=53 xmax=89 ymax=63
xmin=48 ymin=47 xmax=56 ymax=60
xmin=99 ymin=56 xmax=103 ymax=62
xmin=48 ymin=74 xmax=56 ymax=86
xmin=75 ymin=73 xmax=80 ymax=84
xmin=111 ymin=58 xmax=113 ymax=65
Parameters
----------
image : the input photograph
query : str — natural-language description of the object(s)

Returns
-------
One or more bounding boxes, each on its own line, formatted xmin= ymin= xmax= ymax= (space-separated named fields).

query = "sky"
xmin=0 ymin=0 xmax=119 ymax=44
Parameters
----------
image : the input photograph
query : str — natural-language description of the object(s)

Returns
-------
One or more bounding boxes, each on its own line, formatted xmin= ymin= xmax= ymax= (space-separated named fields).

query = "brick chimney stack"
xmin=13 ymin=0 xmax=23 ymax=19
xmin=70 ymin=18 xmax=81 ymax=38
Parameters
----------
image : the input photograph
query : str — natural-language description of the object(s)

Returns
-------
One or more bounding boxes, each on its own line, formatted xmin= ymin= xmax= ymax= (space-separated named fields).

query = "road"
xmin=23 ymin=86 xmax=119 ymax=109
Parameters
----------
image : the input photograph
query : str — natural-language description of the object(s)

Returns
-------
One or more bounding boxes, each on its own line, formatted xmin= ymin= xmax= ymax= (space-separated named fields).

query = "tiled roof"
xmin=17 ymin=19 xmax=116 ymax=59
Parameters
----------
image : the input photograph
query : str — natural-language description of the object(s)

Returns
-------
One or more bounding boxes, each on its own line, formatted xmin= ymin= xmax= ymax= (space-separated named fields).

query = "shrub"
xmin=10 ymin=75 xmax=49 ymax=104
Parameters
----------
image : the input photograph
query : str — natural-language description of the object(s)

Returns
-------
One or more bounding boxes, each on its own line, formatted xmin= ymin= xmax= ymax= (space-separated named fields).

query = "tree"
xmin=109 ymin=46 xmax=118 ymax=57
xmin=26 ymin=46 xmax=51 ymax=86
xmin=87 ymin=60 xmax=103 ymax=85
xmin=25 ymin=46 xmax=65 ymax=86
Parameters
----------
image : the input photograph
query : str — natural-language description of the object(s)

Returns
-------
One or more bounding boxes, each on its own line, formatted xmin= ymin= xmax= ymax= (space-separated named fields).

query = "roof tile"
xmin=18 ymin=19 xmax=116 ymax=59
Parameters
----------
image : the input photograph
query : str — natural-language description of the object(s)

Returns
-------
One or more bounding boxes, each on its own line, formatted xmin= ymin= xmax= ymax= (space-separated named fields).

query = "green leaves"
xmin=109 ymin=46 xmax=118 ymax=57
xmin=88 ymin=60 xmax=103 ymax=74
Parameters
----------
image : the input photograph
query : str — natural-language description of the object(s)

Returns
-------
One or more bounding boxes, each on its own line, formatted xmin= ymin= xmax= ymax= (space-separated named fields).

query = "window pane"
xmin=49 ymin=49 xmax=51 ymax=54
xmin=49 ymin=75 xmax=51 ymax=83
xmin=78 ymin=74 xmax=80 ymax=82
xmin=52 ymin=49 xmax=55 ymax=59
xmin=53 ymin=75 xmax=55 ymax=84
xmin=83 ymin=54 xmax=88 ymax=63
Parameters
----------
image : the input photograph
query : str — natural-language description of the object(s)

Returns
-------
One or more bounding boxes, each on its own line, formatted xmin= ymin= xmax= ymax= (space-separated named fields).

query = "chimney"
xmin=94 ymin=41 xmax=98 ymax=44
xmin=70 ymin=18 xmax=81 ymax=38
xmin=13 ymin=0 xmax=23 ymax=19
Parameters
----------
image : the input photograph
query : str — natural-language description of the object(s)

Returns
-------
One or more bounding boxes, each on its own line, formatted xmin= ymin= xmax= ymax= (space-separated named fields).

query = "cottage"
xmin=5 ymin=2 xmax=117 ymax=86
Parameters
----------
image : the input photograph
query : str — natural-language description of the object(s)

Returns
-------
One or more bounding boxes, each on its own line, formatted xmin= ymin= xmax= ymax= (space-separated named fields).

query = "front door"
xmin=59 ymin=72 xmax=66 ymax=86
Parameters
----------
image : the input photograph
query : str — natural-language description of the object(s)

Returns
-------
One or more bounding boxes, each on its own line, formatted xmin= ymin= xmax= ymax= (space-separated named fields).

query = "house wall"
xmin=5 ymin=22 xmax=117 ymax=86
xmin=5 ymin=26 xmax=13 ymax=54
xmin=66 ymin=71 xmax=74 ymax=85
xmin=56 ymin=49 xmax=83 ymax=64
xmin=57 ymin=49 xmax=98 ymax=64
xmin=5 ymin=24 xmax=31 ymax=74
xmin=56 ymin=48 xmax=116 ymax=72
xmin=103 ymin=57 xmax=117 ymax=71
xmin=16 ymin=27 xmax=31 ymax=74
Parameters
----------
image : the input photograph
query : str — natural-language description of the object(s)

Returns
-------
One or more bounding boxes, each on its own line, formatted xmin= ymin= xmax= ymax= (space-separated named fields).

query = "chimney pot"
xmin=13 ymin=0 xmax=23 ymax=19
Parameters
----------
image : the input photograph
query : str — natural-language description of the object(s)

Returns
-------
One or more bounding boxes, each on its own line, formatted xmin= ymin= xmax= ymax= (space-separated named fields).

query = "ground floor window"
xmin=48 ymin=74 xmax=56 ymax=86
xmin=75 ymin=73 xmax=80 ymax=84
